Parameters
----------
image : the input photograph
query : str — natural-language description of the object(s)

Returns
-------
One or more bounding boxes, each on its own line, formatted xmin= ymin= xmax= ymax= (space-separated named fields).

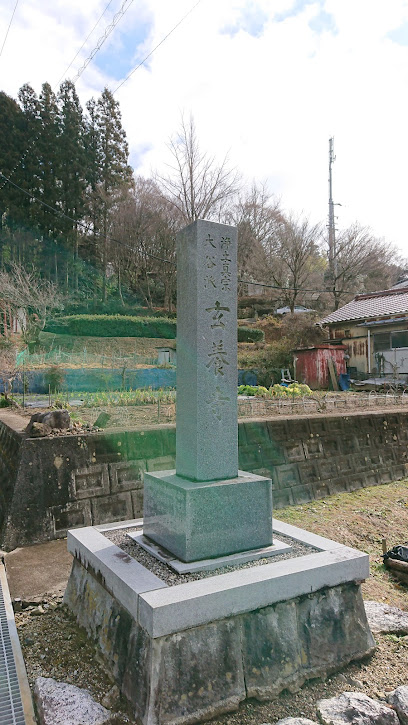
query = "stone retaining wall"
xmin=1 ymin=410 xmax=408 ymax=550
xmin=0 ymin=416 xmax=23 ymax=537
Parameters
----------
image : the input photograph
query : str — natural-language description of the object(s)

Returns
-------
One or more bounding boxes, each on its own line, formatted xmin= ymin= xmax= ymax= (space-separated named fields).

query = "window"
xmin=373 ymin=332 xmax=390 ymax=352
xmin=391 ymin=330 xmax=408 ymax=349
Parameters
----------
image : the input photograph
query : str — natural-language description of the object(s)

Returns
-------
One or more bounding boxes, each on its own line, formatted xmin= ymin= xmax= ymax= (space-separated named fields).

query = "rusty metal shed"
xmin=293 ymin=344 xmax=348 ymax=389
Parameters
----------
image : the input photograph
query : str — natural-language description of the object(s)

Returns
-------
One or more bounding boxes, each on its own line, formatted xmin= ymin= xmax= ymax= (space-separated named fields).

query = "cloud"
xmin=388 ymin=21 xmax=408 ymax=47
xmin=221 ymin=2 xmax=268 ymax=38
xmin=2 ymin=0 xmax=408 ymax=260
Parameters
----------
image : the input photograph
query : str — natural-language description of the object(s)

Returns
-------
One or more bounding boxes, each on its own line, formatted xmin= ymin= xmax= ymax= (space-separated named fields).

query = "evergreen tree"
xmin=0 ymin=92 xmax=24 ymax=265
xmin=57 ymin=80 xmax=87 ymax=290
xmin=85 ymin=87 xmax=133 ymax=301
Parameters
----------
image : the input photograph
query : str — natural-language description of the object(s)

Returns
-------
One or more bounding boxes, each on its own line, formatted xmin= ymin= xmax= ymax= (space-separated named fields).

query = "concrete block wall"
xmin=1 ymin=410 xmax=408 ymax=549
xmin=238 ymin=413 xmax=408 ymax=508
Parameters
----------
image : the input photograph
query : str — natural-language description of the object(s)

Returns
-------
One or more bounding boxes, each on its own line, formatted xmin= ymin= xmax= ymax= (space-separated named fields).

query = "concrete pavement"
xmin=3 ymin=538 xmax=73 ymax=601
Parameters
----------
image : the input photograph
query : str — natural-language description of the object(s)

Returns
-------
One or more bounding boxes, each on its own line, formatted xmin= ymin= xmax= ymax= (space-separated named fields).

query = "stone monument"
xmin=142 ymin=219 xmax=274 ymax=564
xmin=64 ymin=218 xmax=375 ymax=725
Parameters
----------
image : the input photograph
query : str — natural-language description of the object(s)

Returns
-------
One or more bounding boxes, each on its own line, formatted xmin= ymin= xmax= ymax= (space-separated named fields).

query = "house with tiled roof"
xmin=319 ymin=278 xmax=408 ymax=377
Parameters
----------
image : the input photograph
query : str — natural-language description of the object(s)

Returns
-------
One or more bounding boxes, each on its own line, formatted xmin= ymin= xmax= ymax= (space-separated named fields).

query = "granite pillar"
xmin=143 ymin=219 xmax=273 ymax=562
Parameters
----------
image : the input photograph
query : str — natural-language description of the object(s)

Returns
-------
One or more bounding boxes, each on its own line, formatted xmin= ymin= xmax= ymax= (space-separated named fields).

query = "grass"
xmin=277 ymin=479 xmax=408 ymax=609
xmin=52 ymin=388 xmax=176 ymax=408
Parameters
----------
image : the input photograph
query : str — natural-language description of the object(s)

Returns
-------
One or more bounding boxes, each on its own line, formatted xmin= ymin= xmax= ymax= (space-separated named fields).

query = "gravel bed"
xmin=104 ymin=527 xmax=317 ymax=586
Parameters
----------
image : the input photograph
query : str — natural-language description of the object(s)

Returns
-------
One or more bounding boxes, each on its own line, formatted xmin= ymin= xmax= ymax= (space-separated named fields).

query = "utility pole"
xmin=328 ymin=137 xmax=340 ymax=308
xmin=328 ymin=137 xmax=337 ymax=280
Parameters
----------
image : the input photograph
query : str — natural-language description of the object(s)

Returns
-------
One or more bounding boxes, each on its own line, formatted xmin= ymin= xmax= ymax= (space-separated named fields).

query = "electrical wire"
xmin=0 ymin=0 xmax=135 ymax=192
xmin=0 ymin=171 xmax=176 ymax=265
xmin=55 ymin=0 xmax=116 ymax=88
xmin=0 ymin=0 xmax=19 ymax=59
xmin=113 ymin=0 xmax=203 ymax=94
xmin=0 ymin=171 xmax=352 ymax=294
xmin=72 ymin=0 xmax=135 ymax=84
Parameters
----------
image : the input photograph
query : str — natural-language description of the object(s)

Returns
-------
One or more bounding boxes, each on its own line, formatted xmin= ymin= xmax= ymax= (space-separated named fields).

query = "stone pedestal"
xmin=64 ymin=521 xmax=376 ymax=725
xmin=143 ymin=469 xmax=273 ymax=562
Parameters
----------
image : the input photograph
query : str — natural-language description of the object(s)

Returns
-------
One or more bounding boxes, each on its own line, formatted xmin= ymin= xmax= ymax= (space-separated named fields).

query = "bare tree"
xmin=110 ymin=178 xmax=179 ymax=311
xmin=0 ymin=338 xmax=19 ymax=404
xmin=0 ymin=264 xmax=63 ymax=347
xmin=266 ymin=215 xmax=323 ymax=313
xmin=326 ymin=223 xmax=401 ymax=310
xmin=155 ymin=114 xmax=240 ymax=224
xmin=228 ymin=182 xmax=284 ymax=283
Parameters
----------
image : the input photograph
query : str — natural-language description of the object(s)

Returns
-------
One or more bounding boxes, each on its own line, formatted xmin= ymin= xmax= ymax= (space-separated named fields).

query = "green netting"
xmin=15 ymin=348 xmax=157 ymax=368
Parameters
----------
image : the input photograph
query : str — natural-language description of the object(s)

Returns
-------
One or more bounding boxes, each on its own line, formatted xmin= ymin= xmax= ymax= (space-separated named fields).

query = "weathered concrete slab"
xmin=5 ymin=539 xmax=73 ymax=600
xmin=143 ymin=469 xmax=273 ymax=562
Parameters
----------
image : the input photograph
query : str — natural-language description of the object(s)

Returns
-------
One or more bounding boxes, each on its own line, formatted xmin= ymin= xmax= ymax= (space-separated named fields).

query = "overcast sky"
xmin=1 ymin=0 xmax=408 ymax=259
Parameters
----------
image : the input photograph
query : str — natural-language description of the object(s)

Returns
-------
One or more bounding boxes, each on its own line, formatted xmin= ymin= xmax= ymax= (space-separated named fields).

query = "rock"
xmin=41 ymin=410 xmax=71 ymax=429
xmin=29 ymin=422 xmax=53 ymax=437
xmin=275 ymin=719 xmax=319 ymax=724
xmin=30 ymin=605 xmax=45 ymax=615
xmin=34 ymin=677 xmax=111 ymax=725
xmin=317 ymin=691 xmax=399 ymax=724
xmin=337 ymin=674 xmax=365 ymax=689
xmin=387 ymin=686 xmax=408 ymax=725
xmin=101 ymin=684 xmax=119 ymax=709
xmin=93 ymin=412 xmax=111 ymax=429
xmin=365 ymin=600 xmax=408 ymax=634
xmin=26 ymin=410 xmax=70 ymax=435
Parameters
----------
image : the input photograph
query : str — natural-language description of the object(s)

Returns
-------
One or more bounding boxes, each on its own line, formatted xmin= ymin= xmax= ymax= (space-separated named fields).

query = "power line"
xmin=55 ymin=0 xmax=116 ymax=88
xmin=0 ymin=0 xmax=19 ymax=59
xmin=0 ymin=172 xmax=353 ymax=295
xmin=0 ymin=0 xmax=202 ymax=197
xmin=72 ymin=0 xmax=135 ymax=85
xmin=0 ymin=171 xmax=176 ymax=265
xmin=238 ymin=278 xmax=351 ymax=294
xmin=0 ymin=0 xmax=135 ymax=193
xmin=112 ymin=0 xmax=203 ymax=94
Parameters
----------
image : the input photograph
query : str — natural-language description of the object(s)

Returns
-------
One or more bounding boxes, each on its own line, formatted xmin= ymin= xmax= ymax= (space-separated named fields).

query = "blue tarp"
xmin=338 ymin=373 xmax=350 ymax=391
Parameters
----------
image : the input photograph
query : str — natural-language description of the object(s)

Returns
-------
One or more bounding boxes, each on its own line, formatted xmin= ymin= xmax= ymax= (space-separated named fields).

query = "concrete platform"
xmin=4 ymin=539 xmax=73 ymax=601
xmin=64 ymin=518 xmax=375 ymax=725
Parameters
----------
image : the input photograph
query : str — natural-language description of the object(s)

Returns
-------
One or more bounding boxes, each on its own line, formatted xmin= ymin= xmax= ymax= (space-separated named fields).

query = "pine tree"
xmin=0 ymin=92 xmax=24 ymax=265
xmin=57 ymin=80 xmax=87 ymax=291
xmin=85 ymin=87 xmax=133 ymax=301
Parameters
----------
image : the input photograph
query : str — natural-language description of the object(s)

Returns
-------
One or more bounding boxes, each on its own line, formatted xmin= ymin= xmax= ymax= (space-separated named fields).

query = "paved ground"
xmin=3 ymin=539 xmax=72 ymax=601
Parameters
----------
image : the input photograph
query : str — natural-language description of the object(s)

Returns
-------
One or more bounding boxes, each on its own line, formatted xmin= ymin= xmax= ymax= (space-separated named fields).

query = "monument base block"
xmin=143 ymin=469 xmax=273 ymax=562
xmin=129 ymin=532 xmax=291 ymax=573
xmin=64 ymin=519 xmax=375 ymax=725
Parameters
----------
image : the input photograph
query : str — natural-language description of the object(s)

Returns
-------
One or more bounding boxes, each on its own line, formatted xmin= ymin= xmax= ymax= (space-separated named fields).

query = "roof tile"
xmin=320 ymin=291 xmax=408 ymax=325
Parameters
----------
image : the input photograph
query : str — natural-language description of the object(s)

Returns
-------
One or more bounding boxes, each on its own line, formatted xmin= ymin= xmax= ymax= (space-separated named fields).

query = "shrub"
xmin=238 ymin=326 xmax=264 ymax=343
xmin=270 ymin=383 xmax=312 ymax=397
xmin=45 ymin=315 xmax=177 ymax=339
xmin=238 ymin=385 xmax=269 ymax=396
xmin=61 ymin=302 xmax=172 ymax=318
xmin=238 ymin=340 xmax=293 ymax=387
xmin=44 ymin=365 xmax=65 ymax=393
